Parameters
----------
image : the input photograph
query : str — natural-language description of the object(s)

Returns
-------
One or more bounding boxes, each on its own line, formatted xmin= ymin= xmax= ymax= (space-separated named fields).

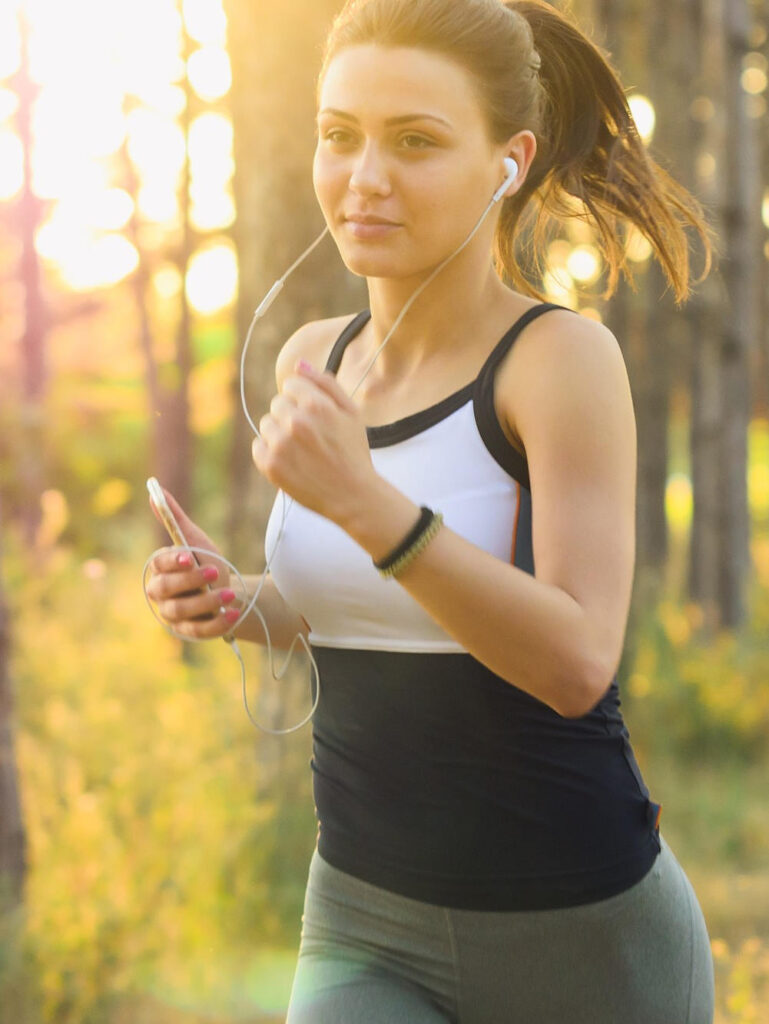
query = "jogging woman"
xmin=147 ymin=1 xmax=716 ymax=1019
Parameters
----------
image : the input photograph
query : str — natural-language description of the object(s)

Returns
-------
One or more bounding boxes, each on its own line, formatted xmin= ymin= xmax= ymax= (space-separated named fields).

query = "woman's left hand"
xmin=252 ymin=359 xmax=380 ymax=527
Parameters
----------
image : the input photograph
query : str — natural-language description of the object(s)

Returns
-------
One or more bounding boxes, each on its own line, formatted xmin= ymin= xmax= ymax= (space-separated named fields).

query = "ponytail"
xmin=321 ymin=0 xmax=716 ymax=305
xmin=501 ymin=0 xmax=715 ymax=304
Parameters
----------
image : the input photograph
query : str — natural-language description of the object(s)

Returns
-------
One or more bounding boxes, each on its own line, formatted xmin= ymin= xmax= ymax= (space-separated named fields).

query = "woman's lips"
xmin=343 ymin=216 xmax=401 ymax=239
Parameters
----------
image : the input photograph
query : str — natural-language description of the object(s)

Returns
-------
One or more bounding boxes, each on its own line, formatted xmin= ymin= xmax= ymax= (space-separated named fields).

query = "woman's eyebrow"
xmin=317 ymin=107 xmax=453 ymax=128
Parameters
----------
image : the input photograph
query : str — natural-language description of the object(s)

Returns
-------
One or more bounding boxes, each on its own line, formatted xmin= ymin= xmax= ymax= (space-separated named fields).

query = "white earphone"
xmin=493 ymin=156 xmax=519 ymax=203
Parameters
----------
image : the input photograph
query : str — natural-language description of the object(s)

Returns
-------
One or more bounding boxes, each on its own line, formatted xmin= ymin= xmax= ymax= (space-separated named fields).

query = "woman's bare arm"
xmin=231 ymin=572 xmax=310 ymax=650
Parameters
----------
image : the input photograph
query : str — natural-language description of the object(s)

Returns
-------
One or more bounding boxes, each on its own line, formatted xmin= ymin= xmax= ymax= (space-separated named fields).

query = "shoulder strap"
xmin=324 ymin=311 xmax=372 ymax=374
xmin=481 ymin=302 xmax=576 ymax=376
xmin=473 ymin=302 xmax=578 ymax=492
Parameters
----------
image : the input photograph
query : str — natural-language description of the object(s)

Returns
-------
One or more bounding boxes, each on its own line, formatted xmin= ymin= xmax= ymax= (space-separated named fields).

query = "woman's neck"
xmin=363 ymin=254 xmax=513 ymax=381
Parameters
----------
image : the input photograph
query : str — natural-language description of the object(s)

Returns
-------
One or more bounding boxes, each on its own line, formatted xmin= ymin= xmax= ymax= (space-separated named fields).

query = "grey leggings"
xmin=286 ymin=834 xmax=714 ymax=1024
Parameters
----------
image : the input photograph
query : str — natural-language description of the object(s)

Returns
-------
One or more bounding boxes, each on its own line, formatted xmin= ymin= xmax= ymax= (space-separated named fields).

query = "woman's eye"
xmin=400 ymin=134 xmax=432 ymax=149
xmin=323 ymin=129 xmax=354 ymax=145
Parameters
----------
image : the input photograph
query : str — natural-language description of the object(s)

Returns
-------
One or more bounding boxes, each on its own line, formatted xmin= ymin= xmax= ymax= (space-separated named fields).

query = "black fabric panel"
xmin=472 ymin=302 xmax=577 ymax=492
xmin=512 ymin=484 xmax=535 ymax=575
xmin=310 ymin=645 xmax=661 ymax=911
xmin=324 ymin=310 xmax=372 ymax=373
xmin=366 ymin=384 xmax=475 ymax=448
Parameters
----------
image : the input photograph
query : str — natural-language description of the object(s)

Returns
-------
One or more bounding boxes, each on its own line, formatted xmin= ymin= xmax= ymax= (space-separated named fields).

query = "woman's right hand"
xmin=146 ymin=486 xmax=243 ymax=639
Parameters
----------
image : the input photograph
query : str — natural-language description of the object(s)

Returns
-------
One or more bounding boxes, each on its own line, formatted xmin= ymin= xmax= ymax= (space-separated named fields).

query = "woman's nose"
xmin=348 ymin=144 xmax=391 ymax=197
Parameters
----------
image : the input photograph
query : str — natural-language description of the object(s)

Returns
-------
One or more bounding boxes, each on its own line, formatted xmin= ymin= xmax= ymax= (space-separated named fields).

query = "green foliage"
xmin=624 ymin=570 xmax=769 ymax=765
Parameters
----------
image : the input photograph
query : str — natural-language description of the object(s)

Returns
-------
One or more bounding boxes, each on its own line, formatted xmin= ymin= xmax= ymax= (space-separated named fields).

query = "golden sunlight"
xmin=187 ymin=46 xmax=232 ymax=101
xmin=627 ymin=94 xmax=655 ymax=144
xmin=185 ymin=240 xmax=238 ymax=315
xmin=1 ymin=0 xmax=235 ymax=292
xmin=566 ymin=244 xmax=602 ymax=284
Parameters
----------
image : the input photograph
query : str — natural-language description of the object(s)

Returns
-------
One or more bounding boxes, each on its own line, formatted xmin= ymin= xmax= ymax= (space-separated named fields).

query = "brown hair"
xmin=319 ymin=0 xmax=715 ymax=305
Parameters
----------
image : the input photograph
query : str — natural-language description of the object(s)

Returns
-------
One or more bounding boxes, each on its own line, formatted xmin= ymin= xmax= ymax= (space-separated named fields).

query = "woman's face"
xmin=314 ymin=44 xmax=515 ymax=280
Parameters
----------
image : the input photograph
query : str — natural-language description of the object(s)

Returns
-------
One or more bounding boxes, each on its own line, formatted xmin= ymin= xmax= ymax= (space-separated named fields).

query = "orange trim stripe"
xmin=510 ymin=481 xmax=521 ymax=563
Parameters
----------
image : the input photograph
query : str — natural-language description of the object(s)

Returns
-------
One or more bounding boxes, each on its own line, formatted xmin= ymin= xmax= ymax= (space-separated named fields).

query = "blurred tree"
xmin=0 ymin=499 xmax=26 ymax=910
xmin=224 ymin=0 xmax=364 ymax=568
xmin=160 ymin=22 xmax=197 ymax=517
xmin=689 ymin=0 xmax=756 ymax=632
xmin=15 ymin=11 xmax=46 ymax=549
xmin=715 ymin=0 xmax=758 ymax=625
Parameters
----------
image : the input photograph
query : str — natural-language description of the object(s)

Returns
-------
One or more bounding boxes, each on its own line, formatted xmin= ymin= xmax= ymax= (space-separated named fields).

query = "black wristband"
xmin=374 ymin=506 xmax=434 ymax=571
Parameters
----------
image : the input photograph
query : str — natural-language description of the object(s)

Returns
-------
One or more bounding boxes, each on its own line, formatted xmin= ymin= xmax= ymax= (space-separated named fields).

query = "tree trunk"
xmin=689 ymin=0 xmax=754 ymax=632
xmin=0 ymin=500 xmax=26 ymax=909
xmin=15 ymin=10 xmax=47 ymax=549
xmin=224 ymin=0 xmax=364 ymax=567
xmin=717 ymin=0 xmax=756 ymax=628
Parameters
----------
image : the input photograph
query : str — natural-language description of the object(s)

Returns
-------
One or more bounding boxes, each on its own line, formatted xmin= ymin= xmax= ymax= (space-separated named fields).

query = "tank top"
xmin=264 ymin=302 xmax=662 ymax=910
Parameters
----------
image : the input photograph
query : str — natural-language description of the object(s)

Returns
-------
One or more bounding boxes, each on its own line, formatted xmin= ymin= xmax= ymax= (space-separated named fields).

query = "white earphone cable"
xmin=144 ymin=164 xmax=515 ymax=734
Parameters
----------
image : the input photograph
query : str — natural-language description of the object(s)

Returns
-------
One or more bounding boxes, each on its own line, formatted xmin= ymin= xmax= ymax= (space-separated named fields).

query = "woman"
xmin=147 ymin=1 xmax=716 ymax=1020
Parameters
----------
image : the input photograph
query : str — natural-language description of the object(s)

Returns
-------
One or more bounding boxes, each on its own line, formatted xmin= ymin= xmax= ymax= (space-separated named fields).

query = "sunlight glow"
xmin=182 ymin=0 xmax=228 ymax=46
xmin=137 ymin=185 xmax=180 ymax=226
xmin=89 ymin=188 xmax=135 ymax=231
xmin=625 ymin=225 xmax=653 ymax=263
xmin=0 ymin=7 xmax=21 ymax=79
xmin=126 ymin=109 xmax=186 ymax=178
xmin=542 ymin=268 xmax=576 ymax=308
xmin=152 ymin=264 xmax=183 ymax=299
xmin=546 ymin=239 xmax=572 ymax=270
xmin=37 ymin=208 xmax=139 ymax=291
xmin=762 ymin=189 xmax=769 ymax=229
xmin=627 ymin=94 xmax=655 ymax=144
xmin=567 ymin=244 xmax=601 ymax=284
xmin=697 ymin=152 xmax=716 ymax=180
xmin=742 ymin=68 xmax=768 ymax=95
xmin=186 ymin=241 xmax=238 ymax=314
xmin=190 ymin=188 xmax=236 ymax=231
xmin=188 ymin=112 xmax=233 ymax=174
xmin=0 ymin=128 xmax=23 ymax=200
xmin=187 ymin=46 xmax=232 ymax=101
xmin=61 ymin=234 xmax=139 ymax=291
xmin=666 ymin=473 xmax=693 ymax=533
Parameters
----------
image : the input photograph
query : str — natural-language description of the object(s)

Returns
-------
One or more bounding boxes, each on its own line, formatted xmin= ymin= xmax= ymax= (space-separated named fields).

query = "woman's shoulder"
xmin=275 ymin=313 xmax=363 ymax=391
xmin=497 ymin=302 xmax=632 ymax=462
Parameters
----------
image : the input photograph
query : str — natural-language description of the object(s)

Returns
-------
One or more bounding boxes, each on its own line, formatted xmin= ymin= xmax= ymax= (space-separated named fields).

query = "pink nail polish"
xmin=220 ymin=588 xmax=236 ymax=603
xmin=202 ymin=566 xmax=219 ymax=582
xmin=177 ymin=552 xmax=193 ymax=566
xmin=297 ymin=359 xmax=313 ymax=373
xmin=224 ymin=608 xmax=240 ymax=623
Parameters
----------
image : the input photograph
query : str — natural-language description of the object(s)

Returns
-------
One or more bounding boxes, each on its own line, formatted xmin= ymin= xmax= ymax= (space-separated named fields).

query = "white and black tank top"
xmin=265 ymin=302 xmax=662 ymax=910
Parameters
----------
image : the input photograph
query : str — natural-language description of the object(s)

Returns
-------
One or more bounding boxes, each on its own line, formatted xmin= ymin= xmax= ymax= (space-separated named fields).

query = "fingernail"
xmin=224 ymin=608 xmax=240 ymax=623
xmin=297 ymin=359 xmax=313 ymax=373
xmin=202 ymin=566 xmax=219 ymax=582
xmin=220 ymin=588 xmax=236 ymax=603
xmin=177 ymin=552 xmax=193 ymax=566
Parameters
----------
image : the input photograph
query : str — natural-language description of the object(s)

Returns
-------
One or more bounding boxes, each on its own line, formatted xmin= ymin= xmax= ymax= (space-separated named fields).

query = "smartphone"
xmin=147 ymin=477 xmax=215 ymax=620
xmin=147 ymin=477 xmax=191 ymax=550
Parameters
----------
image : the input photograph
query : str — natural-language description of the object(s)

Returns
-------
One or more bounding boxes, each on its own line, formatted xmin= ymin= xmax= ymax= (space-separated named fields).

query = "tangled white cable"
xmin=142 ymin=159 xmax=516 ymax=734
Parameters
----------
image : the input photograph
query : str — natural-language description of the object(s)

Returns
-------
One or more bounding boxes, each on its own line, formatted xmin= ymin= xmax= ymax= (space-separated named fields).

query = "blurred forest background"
xmin=0 ymin=0 xmax=768 ymax=1021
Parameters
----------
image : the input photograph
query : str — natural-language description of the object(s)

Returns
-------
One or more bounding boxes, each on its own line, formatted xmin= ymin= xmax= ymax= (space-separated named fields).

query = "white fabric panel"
xmin=264 ymin=401 xmax=519 ymax=652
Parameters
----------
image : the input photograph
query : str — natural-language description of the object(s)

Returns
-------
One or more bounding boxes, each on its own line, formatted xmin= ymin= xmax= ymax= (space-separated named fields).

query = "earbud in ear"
xmin=503 ymin=157 xmax=519 ymax=180
xmin=492 ymin=157 xmax=519 ymax=203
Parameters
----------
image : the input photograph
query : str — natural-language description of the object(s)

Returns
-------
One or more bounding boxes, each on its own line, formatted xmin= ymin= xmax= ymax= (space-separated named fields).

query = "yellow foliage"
xmin=189 ymin=357 xmax=233 ymax=435
xmin=34 ymin=489 xmax=69 ymax=548
xmin=92 ymin=477 xmax=132 ymax=517
xmin=7 ymin=533 xmax=293 ymax=1024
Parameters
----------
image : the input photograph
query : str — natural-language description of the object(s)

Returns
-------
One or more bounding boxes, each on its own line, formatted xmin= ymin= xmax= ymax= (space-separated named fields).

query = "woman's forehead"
xmin=318 ymin=44 xmax=485 ymax=127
